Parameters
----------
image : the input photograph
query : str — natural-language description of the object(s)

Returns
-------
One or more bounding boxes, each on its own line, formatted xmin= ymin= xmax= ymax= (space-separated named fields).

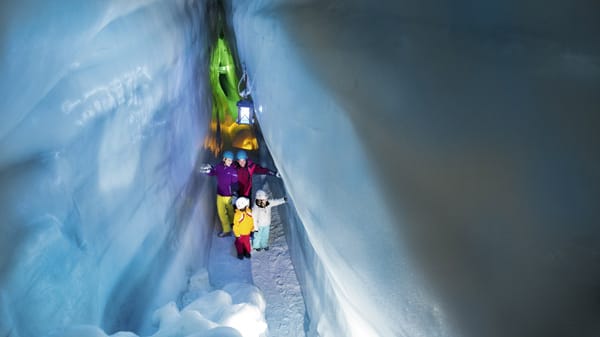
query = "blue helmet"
xmin=222 ymin=151 xmax=234 ymax=160
xmin=236 ymin=150 xmax=248 ymax=160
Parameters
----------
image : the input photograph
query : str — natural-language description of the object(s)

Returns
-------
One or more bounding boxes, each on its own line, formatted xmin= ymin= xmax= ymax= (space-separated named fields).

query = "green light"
xmin=209 ymin=37 xmax=241 ymax=121
xmin=206 ymin=30 xmax=258 ymax=153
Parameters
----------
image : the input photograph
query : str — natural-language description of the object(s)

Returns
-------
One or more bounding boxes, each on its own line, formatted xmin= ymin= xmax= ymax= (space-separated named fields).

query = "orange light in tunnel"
xmin=204 ymin=118 xmax=258 ymax=156
xmin=231 ymin=124 xmax=258 ymax=150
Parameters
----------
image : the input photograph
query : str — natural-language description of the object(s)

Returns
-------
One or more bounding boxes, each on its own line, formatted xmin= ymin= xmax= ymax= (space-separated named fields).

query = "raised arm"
xmin=268 ymin=197 xmax=286 ymax=208
xmin=248 ymin=160 xmax=277 ymax=176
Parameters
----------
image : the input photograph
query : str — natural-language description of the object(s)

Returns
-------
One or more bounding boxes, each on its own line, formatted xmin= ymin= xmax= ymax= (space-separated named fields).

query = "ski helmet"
xmin=255 ymin=190 xmax=268 ymax=200
xmin=235 ymin=197 xmax=250 ymax=209
xmin=236 ymin=150 xmax=248 ymax=160
xmin=222 ymin=151 xmax=234 ymax=160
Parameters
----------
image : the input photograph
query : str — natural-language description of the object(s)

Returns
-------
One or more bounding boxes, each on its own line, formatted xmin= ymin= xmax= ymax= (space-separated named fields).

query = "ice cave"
xmin=1 ymin=1 xmax=599 ymax=337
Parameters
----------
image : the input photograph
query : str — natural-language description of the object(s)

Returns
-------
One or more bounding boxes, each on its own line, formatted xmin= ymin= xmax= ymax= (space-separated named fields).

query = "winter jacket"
xmin=251 ymin=198 xmax=285 ymax=229
xmin=233 ymin=209 xmax=254 ymax=237
xmin=207 ymin=163 xmax=238 ymax=196
xmin=235 ymin=159 xmax=274 ymax=197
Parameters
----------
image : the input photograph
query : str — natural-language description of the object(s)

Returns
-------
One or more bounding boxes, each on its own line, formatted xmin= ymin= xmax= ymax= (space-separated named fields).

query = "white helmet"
xmin=235 ymin=197 xmax=250 ymax=209
xmin=255 ymin=190 xmax=268 ymax=200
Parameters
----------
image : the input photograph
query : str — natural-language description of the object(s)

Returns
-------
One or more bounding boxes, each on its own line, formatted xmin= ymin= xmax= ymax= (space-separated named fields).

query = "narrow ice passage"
xmin=207 ymin=177 xmax=305 ymax=337
xmin=1 ymin=1 xmax=599 ymax=337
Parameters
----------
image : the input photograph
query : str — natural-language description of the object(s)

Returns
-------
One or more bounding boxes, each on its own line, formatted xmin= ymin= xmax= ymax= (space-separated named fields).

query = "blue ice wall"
xmin=0 ymin=1 xmax=214 ymax=336
xmin=229 ymin=1 xmax=600 ymax=336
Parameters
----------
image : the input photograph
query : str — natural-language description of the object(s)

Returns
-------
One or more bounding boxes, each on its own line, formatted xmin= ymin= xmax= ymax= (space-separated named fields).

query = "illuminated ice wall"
xmin=1 ymin=0 xmax=214 ymax=335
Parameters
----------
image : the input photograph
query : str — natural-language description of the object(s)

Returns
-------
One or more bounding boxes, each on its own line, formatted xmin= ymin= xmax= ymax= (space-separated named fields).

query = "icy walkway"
xmin=207 ymin=181 xmax=306 ymax=337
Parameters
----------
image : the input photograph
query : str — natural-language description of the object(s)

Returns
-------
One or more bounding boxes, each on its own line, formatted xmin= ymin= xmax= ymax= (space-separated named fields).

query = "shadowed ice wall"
xmin=228 ymin=1 xmax=600 ymax=336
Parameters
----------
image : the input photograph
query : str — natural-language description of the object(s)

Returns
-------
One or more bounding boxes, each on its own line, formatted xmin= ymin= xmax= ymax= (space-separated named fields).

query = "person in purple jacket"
xmin=201 ymin=150 xmax=238 ymax=237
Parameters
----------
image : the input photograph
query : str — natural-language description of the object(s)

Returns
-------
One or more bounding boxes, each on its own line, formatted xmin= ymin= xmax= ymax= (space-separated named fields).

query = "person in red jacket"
xmin=233 ymin=150 xmax=280 ymax=198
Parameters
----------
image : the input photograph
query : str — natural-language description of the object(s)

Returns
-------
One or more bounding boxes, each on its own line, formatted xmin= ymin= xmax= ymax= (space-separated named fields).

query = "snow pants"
xmin=235 ymin=235 xmax=252 ymax=255
xmin=252 ymin=226 xmax=270 ymax=249
xmin=216 ymin=195 xmax=234 ymax=233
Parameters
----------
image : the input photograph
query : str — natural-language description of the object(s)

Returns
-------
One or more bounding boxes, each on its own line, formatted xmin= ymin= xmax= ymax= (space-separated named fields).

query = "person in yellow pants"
xmin=216 ymin=194 xmax=234 ymax=235
xmin=201 ymin=150 xmax=238 ymax=237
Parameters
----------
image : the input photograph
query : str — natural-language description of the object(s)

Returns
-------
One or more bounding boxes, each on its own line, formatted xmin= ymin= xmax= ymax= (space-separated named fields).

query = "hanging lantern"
xmin=236 ymin=99 xmax=254 ymax=125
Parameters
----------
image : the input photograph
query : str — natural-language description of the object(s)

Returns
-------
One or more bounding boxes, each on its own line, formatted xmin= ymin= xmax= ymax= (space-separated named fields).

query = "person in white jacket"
xmin=251 ymin=189 xmax=286 ymax=251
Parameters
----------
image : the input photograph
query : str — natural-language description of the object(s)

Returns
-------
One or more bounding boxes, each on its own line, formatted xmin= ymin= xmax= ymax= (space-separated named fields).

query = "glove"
xmin=275 ymin=171 xmax=281 ymax=178
xmin=199 ymin=163 xmax=213 ymax=174
xmin=283 ymin=196 xmax=287 ymax=202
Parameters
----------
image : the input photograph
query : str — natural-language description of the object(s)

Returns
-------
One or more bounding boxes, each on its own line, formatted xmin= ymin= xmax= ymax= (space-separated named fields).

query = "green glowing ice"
xmin=209 ymin=37 xmax=241 ymax=121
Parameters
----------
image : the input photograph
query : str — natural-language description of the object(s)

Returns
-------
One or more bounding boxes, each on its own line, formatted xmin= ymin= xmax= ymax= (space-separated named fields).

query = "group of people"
xmin=201 ymin=150 xmax=287 ymax=259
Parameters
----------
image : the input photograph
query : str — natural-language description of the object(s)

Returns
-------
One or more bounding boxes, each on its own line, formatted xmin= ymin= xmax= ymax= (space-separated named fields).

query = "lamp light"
xmin=236 ymin=99 xmax=254 ymax=125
